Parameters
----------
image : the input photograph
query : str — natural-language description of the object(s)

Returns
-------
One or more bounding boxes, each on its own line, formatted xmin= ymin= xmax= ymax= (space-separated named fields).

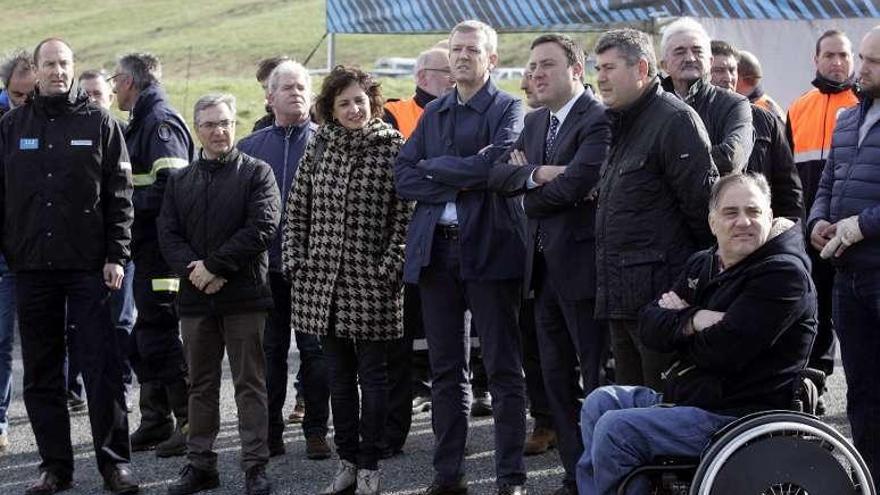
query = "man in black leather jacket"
xmin=593 ymin=28 xmax=718 ymax=390
xmin=659 ymin=18 xmax=754 ymax=176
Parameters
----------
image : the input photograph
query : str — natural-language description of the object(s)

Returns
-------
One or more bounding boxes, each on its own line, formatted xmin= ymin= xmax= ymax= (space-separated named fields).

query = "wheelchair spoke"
xmin=761 ymin=482 xmax=808 ymax=495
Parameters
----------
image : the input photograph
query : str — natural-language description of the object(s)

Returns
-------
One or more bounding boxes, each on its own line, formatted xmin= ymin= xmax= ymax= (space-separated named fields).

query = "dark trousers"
xmin=130 ymin=270 xmax=186 ymax=384
xmin=520 ymin=298 xmax=552 ymax=429
xmin=405 ymin=284 xmax=432 ymax=398
xmin=809 ymin=250 xmax=838 ymax=376
xmin=419 ymin=235 xmax=526 ymax=487
xmin=264 ymin=273 xmax=329 ymax=442
xmin=383 ymin=284 xmax=418 ymax=451
xmin=833 ymin=270 xmax=880 ymax=486
xmin=67 ymin=260 xmax=135 ymax=401
xmin=608 ymin=319 xmax=671 ymax=390
xmin=323 ymin=332 xmax=388 ymax=470
xmin=17 ymin=270 xmax=131 ymax=477
xmin=533 ymin=258 xmax=605 ymax=488
xmin=182 ymin=311 xmax=269 ymax=471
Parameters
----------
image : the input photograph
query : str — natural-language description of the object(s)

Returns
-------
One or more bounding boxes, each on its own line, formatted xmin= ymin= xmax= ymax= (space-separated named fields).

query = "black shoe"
xmin=102 ymin=464 xmax=139 ymax=494
xmin=306 ymin=435 xmax=332 ymax=460
xmin=269 ymin=438 xmax=285 ymax=457
xmin=167 ymin=464 xmax=220 ymax=495
xmin=470 ymin=392 xmax=492 ymax=417
xmin=131 ymin=422 xmax=173 ymax=452
xmin=497 ymin=485 xmax=526 ymax=495
xmin=423 ymin=479 xmax=468 ymax=495
xmin=25 ymin=471 xmax=73 ymax=495
xmin=156 ymin=425 xmax=187 ymax=458
xmin=245 ymin=465 xmax=271 ymax=495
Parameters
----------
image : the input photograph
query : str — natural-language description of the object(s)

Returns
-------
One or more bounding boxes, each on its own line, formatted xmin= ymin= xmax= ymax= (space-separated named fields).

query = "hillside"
xmin=0 ymin=0 xmax=598 ymax=129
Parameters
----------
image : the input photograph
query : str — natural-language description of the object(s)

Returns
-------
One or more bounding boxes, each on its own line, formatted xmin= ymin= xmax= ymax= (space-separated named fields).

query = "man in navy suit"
xmin=394 ymin=19 xmax=527 ymax=495
xmin=489 ymin=34 xmax=611 ymax=495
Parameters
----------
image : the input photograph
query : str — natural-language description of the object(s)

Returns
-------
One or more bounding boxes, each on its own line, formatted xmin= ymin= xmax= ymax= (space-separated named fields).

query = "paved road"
xmin=0 ymin=337 xmax=853 ymax=495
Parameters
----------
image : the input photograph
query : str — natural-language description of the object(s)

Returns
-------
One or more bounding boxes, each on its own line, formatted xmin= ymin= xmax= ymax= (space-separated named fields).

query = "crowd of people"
xmin=0 ymin=14 xmax=877 ymax=495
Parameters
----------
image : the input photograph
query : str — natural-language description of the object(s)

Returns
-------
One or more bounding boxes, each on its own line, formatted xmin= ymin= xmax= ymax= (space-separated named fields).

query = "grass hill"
xmin=0 ymin=0 xmax=598 ymax=130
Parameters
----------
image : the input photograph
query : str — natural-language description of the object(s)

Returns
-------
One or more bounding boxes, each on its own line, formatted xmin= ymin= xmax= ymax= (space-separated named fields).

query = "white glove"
xmin=820 ymin=215 xmax=864 ymax=259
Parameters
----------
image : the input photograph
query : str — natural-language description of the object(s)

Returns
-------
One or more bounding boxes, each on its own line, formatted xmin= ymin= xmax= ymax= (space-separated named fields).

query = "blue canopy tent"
xmin=326 ymin=0 xmax=876 ymax=33
xmin=324 ymin=0 xmax=878 ymax=106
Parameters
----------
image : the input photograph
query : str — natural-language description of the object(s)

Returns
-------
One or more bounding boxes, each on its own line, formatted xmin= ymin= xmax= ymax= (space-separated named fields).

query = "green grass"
xmin=1 ymin=0 xmax=595 ymax=132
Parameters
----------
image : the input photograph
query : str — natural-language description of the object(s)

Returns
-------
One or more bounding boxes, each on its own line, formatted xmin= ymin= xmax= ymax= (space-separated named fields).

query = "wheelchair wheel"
xmin=690 ymin=411 xmax=875 ymax=495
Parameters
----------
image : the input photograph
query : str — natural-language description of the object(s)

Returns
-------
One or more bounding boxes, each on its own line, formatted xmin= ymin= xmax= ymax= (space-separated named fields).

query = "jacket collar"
xmin=438 ymin=77 xmax=498 ymax=114
xmin=130 ymin=84 xmax=167 ymax=126
xmin=414 ymin=86 xmax=437 ymax=108
xmin=607 ymin=77 xmax=661 ymax=132
xmin=812 ymin=72 xmax=856 ymax=95
xmin=270 ymin=117 xmax=312 ymax=137
xmin=661 ymin=75 xmax=710 ymax=106
xmin=197 ymin=147 xmax=240 ymax=172
xmin=33 ymin=80 xmax=89 ymax=117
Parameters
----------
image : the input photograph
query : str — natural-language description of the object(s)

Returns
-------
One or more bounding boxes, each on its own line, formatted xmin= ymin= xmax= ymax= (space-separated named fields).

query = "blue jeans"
xmin=833 ymin=269 xmax=880 ymax=486
xmin=0 ymin=255 xmax=15 ymax=434
xmin=577 ymin=386 xmax=735 ymax=495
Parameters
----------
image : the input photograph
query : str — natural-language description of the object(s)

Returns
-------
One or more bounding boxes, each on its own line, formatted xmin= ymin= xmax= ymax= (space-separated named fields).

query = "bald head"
xmin=858 ymin=27 xmax=880 ymax=98
xmin=736 ymin=50 xmax=762 ymax=96
xmin=416 ymin=47 xmax=453 ymax=98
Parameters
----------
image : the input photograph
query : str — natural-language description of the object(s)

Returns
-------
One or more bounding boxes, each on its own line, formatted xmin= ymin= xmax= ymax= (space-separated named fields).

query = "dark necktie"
xmin=544 ymin=115 xmax=560 ymax=162
xmin=537 ymin=115 xmax=560 ymax=253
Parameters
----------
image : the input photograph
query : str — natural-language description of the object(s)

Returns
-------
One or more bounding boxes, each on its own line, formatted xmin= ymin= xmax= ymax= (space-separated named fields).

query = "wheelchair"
xmin=616 ymin=369 xmax=876 ymax=495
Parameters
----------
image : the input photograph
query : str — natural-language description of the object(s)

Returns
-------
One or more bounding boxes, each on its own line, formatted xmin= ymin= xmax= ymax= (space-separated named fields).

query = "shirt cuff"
xmin=526 ymin=169 xmax=540 ymax=189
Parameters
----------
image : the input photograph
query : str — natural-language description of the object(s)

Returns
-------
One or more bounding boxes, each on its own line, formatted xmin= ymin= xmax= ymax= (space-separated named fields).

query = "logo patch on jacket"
xmin=157 ymin=123 xmax=172 ymax=142
xmin=19 ymin=138 xmax=38 ymax=150
xmin=70 ymin=139 xmax=92 ymax=146
xmin=687 ymin=277 xmax=699 ymax=290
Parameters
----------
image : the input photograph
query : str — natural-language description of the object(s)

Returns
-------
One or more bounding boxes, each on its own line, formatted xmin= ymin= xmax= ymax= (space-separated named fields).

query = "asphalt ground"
xmin=0 ymin=336 xmax=853 ymax=495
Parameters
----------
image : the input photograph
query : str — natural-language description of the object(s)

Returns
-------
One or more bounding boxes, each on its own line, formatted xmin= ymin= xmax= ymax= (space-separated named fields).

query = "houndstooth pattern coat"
xmin=282 ymin=119 xmax=411 ymax=341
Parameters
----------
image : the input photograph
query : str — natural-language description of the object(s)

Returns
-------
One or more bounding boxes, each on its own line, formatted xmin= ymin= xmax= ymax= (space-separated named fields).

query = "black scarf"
xmin=812 ymin=71 xmax=855 ymax=95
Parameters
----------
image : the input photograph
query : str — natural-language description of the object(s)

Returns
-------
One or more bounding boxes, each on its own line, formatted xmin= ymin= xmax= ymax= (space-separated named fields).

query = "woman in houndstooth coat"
xmin=281 ymin=65 xmax=412 ymax=495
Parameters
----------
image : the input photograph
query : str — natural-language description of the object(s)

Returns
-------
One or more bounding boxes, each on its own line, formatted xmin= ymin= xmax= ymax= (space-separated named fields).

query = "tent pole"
xmin=327 ymin=33 xmax=336 ymax=71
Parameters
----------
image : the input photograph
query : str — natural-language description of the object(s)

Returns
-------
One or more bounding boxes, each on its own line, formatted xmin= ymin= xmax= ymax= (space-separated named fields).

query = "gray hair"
xmin=267 ymin=60 xmax=310 ymax=94
xmin=450 ymin=20 xmax=498 ymax=55
xmin=193 ymin=93 xmax=236 ymax=125
xmin=0 ymin=50 xmax=33 ymax=88
xmin=595 ymin=29 xmax=657 ymax=78
xmin=709 ymin=173 xmax=772 ymax=211
xmin=660 ymin=17 xmax=711 ymax=58
xmin=117 ymin=52 xmax=162 ymax=90
xmin=415 ymin=47 xmax=449 ymax=74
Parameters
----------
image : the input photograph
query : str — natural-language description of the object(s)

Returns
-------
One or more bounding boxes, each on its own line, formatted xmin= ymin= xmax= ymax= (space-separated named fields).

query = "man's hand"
xmin=204 ymin=277 xmax=227 ymax=295
xmin=810 ymin=220 xmax=834 ymax=251
xmin=692 ymin=310 xmax=725 ymax=332
xmin=820 ymin=215 xmax=864 ymax=259
xmin=533 ymin=165 xmax=566 ymax=185
xmin=509 ymin=150 xmax=528 ymax=166
xmin=103 ymin=262 xmax=124 ymax=290
xmin=187 ymin=260 xmax=217 ymax=291
xmin=658 ymin=291 xmax=690 ymax=310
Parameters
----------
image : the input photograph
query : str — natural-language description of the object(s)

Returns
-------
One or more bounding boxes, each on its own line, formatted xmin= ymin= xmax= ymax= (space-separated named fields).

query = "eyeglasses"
xmin=106 ymin=73 xmax=130 ymax=83
xmin=423 ymin=67 xmax=451 ymax=74
xmin=198 ymin=119 xmax=236 ymax=131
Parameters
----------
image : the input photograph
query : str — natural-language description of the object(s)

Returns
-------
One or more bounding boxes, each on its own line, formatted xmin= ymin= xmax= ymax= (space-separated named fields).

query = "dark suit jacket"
xmin=394 ymin=78 xmax=525 ymax=284
xmin=488 ymin=90 xmax=610 ymax=300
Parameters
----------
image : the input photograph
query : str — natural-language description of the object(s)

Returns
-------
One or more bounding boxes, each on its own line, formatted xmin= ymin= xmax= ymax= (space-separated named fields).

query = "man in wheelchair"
xmin=576 ymin=173 xmax=818 ymax=494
